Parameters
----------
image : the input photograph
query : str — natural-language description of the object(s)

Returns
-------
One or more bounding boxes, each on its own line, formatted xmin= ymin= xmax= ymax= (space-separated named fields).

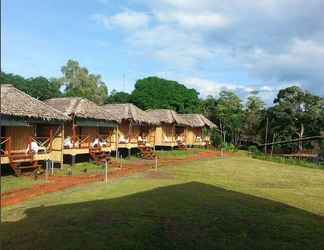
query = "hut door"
xmin=6 ymin=126 xmax=34 ymax=151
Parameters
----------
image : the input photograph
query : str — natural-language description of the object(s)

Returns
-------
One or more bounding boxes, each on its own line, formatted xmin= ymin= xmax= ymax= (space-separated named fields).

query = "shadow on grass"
xmin=1 ymin=182 xmax=324 ymax=250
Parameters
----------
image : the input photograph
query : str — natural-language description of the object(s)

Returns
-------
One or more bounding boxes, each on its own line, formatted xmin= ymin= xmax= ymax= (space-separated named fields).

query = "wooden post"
xmin=155 ymin=155 xmax=158 ymax=171
xmin=51 ymin=161 xmax=54 ymax=175
xmin=45 ymin=160 xmax=49 ymax=182
xmin=49 ymin=128 xmax=53 ymax=152
xmin=264 ymin=116 xmax=269 ymax=154
xmin=8 ymin=136 xmax=11 ymax=158
xmin=116 ymin=127 xmax=119 ymax=160
xmin=61 ymin=123 xmax=64 ymax=169
xmin=120 ymin=154 xmax=123 ymax=169
xmin=105 ymin=160 xmax=108 ymax=184
xmin=72 ymin=123 xmax=77 ymax=148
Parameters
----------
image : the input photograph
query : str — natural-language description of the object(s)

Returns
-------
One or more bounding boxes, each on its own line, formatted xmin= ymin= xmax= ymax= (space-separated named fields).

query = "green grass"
xmin=1 ymin=176 xmax=44 ymax=194
xmin=252 ymin=153 xmax=324 ymax=170
xmin=155 ymin=148 xmax=205 ymax=159
xmin=2 ymin=155 xmax=324 ymax=249
xmin=55 ymin=162 xmax=105 ymax=176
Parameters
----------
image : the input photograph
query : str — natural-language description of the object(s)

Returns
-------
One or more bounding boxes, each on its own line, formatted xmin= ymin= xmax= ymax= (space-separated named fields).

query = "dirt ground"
xmin=1 ymin=150 xmax=223 ymax=207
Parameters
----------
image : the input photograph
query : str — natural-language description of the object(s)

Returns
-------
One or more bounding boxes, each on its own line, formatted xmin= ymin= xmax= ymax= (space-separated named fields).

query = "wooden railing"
xmin=31 ymin=136 xmax=52 ymax=153
xmin=0 ymin=137 xmax=11 ymax=156
xmin=72 ymin=135 xmax=91 ymax=149
xmin=96 ymin=134 xmax=112 ymax=148
xmin=162 ymin=135 xmax=176 ymax=143
xmin=29 ymin=129 xmax=53 ymax=154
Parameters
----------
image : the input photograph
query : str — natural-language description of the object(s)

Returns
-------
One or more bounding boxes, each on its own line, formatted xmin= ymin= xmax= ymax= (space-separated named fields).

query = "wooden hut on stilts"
xmin=102 ymin=103 xmax=159 ymax=159
xmin=0 ymin=84 xmax=69 ymax=175
xmin=45 ymin=97 xmax=120 ymax=165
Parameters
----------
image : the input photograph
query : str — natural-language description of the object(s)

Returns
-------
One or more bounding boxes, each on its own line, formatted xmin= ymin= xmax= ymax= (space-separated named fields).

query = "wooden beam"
xmin=260 ymin=135 xmax=324 ymax=147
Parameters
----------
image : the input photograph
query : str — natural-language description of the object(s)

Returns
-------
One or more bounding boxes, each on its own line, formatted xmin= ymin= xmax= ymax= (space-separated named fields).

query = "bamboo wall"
xmin=50 ymin=125 xmax=63 ymax=163
xmin=185 ymin=128 xmax=195 ymax=145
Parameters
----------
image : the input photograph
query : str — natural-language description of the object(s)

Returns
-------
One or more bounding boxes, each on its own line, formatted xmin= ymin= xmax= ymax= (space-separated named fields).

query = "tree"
xmin=105 ymin=90 xmax=131 ymax=104
xmin=200 ymin=95 xmax=218 ymax=123
xmin=215 ymin=91 xmax=244 ymax=145
xmin=57 ymin=59 xmax=108 ymax=105
xmin=0 ymin=72 xmax=61 ymax=100
xmin=130 ymin=77 xmax=201 ymax=113
xmin=243 ymin=95 xmax=265 ymax=144
xmin=270 ymin=86 xmax=322 ymax=151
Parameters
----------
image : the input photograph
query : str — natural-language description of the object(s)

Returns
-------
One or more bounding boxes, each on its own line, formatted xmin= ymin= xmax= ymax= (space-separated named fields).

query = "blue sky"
xmin=2 ymin=0 xmax=324 ymax=104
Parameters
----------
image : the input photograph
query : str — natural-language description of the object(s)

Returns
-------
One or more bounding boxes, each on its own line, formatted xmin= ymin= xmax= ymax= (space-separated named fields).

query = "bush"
xmin=221 ymin=143 xmax=237 ymax=152
xmin=248 ymin=145 xmax=261 ymax=155
xmin=210 ymin=128 xmax=222 ymax=148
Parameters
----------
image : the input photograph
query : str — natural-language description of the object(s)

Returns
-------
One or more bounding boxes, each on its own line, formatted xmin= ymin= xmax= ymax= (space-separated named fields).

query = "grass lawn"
xmin=1 ymin=176 xmax=44 ymax=194
xmin=155 ymin=147 xmax=206 ymax=159
xmin=1 ymin=155 xmax=324 ymax=249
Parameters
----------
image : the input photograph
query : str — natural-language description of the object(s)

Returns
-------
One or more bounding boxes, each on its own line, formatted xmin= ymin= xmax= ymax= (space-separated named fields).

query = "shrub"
xmin=248 ymin=145 xmax=261 ymax=155
xmin=210 ymin=128 xmax=222 ymax=148
xmin=221 ymin=143 xmax=237 ymax=152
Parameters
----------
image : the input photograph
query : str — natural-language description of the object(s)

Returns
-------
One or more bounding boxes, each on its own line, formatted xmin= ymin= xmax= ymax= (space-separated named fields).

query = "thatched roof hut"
xmin=103 ymin=103 xmax=159 ymax=125
xmin=146 ymin=109 xmax=192 ymax=127
xmin=45 ymin=97 xmax=120 ymax=122
xmin=178 ymin=114 xmax=216 ymax=128
xmin=1 ymin=84 xmax=69 ymax=122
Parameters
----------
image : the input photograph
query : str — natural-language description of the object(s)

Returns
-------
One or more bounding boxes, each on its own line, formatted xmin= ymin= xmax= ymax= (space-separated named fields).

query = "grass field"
xmin=1 ymin=155 xmax=324 ymax=249
xmin=1 ymin=176 xmax=45 ymax=194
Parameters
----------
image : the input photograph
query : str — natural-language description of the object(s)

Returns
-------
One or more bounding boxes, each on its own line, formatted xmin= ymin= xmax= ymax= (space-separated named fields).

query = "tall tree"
xmin=0 ymin=72 xmax=61 ymax=100
xmin=243 ymin=95 xmax=265 ymax=144
xmin=268 ymin=86 xmax=322 ymax=151
xmin=215 ymin=91 xmax=244 ymax=145
xmin=130 ymin=77 xmax=201 ymax=113
xmin=57 ymin=59 xmax=108 ymax=105
xmin=105 ymin=90 xmax=131 ymax=104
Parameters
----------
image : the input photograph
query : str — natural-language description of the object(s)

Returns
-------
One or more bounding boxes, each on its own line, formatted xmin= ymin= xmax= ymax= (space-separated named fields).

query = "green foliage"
xmin=130 ymin=76 xmax=201 ymax=113
xmin=0 ymin=72 xmax=61 ymax=100
xmin=221 ymin=142 xmax=237 ymax=152
xmin=57 ymin=59 xmax=108 ymax=105
xmin=210 ymin=128 xmax=222 ymax=147
xmin=248 ymin=145 xmax=261 ymax=155
xmin=243 ymin=95 xmax=265 ymax=144
xmin=105 ymin=90 xmax=131 ymax=104
xmin=216 ymin=91 xmax=244 ymax=145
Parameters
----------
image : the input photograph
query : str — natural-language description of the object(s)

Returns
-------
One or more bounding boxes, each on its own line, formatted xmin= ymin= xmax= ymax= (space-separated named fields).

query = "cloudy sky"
xmin=2 ymin=0 xmax=324 ymax=104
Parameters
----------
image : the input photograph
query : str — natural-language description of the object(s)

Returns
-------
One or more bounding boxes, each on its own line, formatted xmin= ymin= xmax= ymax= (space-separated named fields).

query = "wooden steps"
xmin=177 ymin=143 xmax=187 ymax=150
xmin=9 ymin=152 xmax=39 ymax=176
xmin=138 ymin=146 xmax=156 ymax=160
xmin=89 ymin=148 xmax=111 ymax=165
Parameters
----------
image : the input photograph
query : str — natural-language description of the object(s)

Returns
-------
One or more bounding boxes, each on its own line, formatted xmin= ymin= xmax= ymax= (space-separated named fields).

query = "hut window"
xmin=36 ymin=125 xmax=51 ymax=137
xmin=99 ymin=127 xmax=110 ymax=135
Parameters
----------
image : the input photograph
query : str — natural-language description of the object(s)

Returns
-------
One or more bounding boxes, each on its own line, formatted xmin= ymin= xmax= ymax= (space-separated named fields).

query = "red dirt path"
xmin=1 ymin=150 xmax=224 ymax=207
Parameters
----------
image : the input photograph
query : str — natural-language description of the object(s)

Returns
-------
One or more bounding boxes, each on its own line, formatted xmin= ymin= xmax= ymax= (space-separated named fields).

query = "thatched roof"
xmin=45 ymin=97 xmax=120 ymax=122
xmin=103 ymin=103 xmax=159 ymax=125
xmin=146 ymin=109 xmax=190 ymax=126
xmin=147 ymin=109 xmax=216 ymax=128
xmin=178 ymin=114 xmax=216 ymax=128
xmin=0 ymin=84 xmax=69 ymax=121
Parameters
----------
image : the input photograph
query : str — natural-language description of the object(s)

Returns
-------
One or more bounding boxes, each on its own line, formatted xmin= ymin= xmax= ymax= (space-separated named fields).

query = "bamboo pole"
xmin=105 ymin=160 xmax=108 ymax=184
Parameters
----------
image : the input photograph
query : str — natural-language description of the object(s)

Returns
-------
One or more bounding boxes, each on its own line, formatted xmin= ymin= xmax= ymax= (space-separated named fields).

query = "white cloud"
xmin=156 ymin=11 xmax=231 ymax=30
xmin=92 ymin=0 xmax=324 ymax=98
xmin=92 ymin=11 xmax=150 ymax=30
